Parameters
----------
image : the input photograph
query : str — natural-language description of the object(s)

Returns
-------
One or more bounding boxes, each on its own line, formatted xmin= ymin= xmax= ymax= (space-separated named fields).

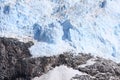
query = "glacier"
xmin=0 ymin=0 xmax=120 ymax=62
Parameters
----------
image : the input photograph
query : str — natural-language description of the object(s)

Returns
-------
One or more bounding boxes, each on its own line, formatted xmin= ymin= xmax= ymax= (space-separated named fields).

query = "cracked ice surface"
xmin=0 ymin=0 xmax=120 ymax=62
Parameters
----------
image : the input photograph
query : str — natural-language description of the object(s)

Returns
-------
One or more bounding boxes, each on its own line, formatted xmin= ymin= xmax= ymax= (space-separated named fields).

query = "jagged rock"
xmin=22 ymin=53 xmax=93 ymax=78
xmin=76 ymin=57 xmax=120 ymax=80
xmin=53 ymin=53 xmax=93 ymax=68
xmin=0 ymin=37 xmax=33 ymax=80
xmin=71 ymin=75 xmax=94 ymax=80
xmin=0 ymin=37 xmax=120 ymax=80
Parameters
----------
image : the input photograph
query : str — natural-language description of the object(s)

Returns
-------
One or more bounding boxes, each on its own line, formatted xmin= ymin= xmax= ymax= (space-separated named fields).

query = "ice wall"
xmin=0 ymin=0 xmax=120 ymax=62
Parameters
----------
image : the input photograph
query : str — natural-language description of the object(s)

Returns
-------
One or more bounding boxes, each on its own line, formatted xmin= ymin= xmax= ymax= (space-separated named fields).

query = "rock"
xmin=71 ymin=75 xmax=94 ymax=80
xmin=77 ymin=57 xmax=120 ymax=80
xmin=0 ymin=37 xmax=33 ymax=80
xmin=0 ymin=37 xmax=120 ymax=80
xmin=53 ymin=53 xmax=93 ymax=68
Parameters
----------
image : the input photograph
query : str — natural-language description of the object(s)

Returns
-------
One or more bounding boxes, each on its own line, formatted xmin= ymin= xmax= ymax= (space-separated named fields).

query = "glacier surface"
xmin=0 ymin=0 xmax=120 ymax=62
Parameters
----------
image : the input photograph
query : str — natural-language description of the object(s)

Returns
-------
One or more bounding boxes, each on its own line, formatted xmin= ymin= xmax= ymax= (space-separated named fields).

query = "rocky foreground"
xmin=0 ymin=37 xmax=120 ymax=80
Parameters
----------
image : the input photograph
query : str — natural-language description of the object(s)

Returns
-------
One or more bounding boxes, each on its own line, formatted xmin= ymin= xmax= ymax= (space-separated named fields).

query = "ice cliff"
xmin=0 ymin=0 xmax=120 ymax=62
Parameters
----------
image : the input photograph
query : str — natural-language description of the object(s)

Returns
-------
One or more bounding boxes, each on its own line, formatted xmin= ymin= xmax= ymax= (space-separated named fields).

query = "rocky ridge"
xmin=0 ymin=37 xmax=120 ymax=80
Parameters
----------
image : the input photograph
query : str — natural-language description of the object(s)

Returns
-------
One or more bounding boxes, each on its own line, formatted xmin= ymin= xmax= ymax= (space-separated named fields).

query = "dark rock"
xmin=52 ymin=53 xmax=93 ymax=68
xmin=0 ymin=37 xmax=33 ymax=80
xmin=94 ymin=73 xmax=113 ymax=80
xmin=72 ymin=75 xmax=94 ymax=80
xmin=77 ymin=57 xmax=120 ymax=80
xmin=0 ymin=37 xmax=120 ymax=80
xmin=19 ymin=52 xmax=93 ymax=79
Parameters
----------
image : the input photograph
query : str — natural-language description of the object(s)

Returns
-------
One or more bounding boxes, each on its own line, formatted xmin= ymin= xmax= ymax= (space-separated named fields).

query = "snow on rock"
xmin=1 ymin=0 xmax=120 ymax=62
xmin=78 ymin=58 xmax=96 ymax=68
xmin=32 ymin=65 xmax=85 ymax=80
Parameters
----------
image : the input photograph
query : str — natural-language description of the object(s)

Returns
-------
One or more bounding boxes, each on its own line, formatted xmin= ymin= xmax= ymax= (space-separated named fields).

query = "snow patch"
xmin=79 ymin=58 xmax=96 ymax=68
xmin=32 ymin=65 xmax=85 ymax=80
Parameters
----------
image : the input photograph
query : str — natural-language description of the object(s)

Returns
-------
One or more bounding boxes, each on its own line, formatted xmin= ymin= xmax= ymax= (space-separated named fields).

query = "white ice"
xmin=1 ymin=0 xmax=120 ymax=62
xmin=32 ymin=65 xmax=85 ymax=80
